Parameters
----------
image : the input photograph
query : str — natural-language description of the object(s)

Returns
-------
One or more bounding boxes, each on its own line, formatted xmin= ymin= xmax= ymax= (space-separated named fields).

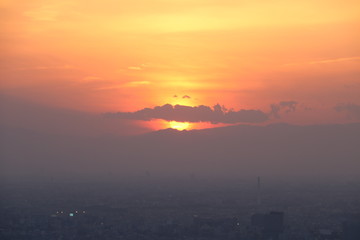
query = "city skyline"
xmin=1 ymin=2 xmax=360 ymax=239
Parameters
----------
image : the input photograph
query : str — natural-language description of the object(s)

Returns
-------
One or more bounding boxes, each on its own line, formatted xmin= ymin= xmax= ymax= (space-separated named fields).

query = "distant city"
xmin=1 ymin=178 xmax=359 ymax=240
xmin=2 ymin=0 xmax=360 ymax=239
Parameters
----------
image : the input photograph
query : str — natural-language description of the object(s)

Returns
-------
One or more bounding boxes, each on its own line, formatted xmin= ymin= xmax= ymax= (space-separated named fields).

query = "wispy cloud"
xmin=125 ymin=81 xmax=151 ymax=87
xmin=284 ymin=56 xmax=360 ymax=67
xmin=308 ymin=57 xmax=360 ymax=65
xmin=127 ymin=66 xmax=142 ymax=71
xmin=335 ymin=103 xmax=360 ymax=120
xmin=23 ymin=2 xmax=74 ymax=22
xmin=269 ymin=101 xmax=298 ymax=118
xmin=81 ymin=76 xmax=103 ymax=82
xmin=16 ymin=64 xmax=75 ymax=71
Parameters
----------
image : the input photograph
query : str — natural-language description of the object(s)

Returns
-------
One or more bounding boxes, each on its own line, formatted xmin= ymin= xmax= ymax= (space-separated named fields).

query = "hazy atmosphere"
xmin=1 ymin=1 xmax=360 ymax=239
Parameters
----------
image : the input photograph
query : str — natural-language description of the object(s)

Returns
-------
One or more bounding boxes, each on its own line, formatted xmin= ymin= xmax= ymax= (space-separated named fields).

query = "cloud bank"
xmin=105 ymin=104 xmax=269 ymax=124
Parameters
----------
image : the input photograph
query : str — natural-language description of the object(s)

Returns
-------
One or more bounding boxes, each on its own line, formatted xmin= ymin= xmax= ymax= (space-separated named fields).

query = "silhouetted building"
xmin=251 ymin=211 xmax=284 ymax=240
xmin=251 ymin=213 xmax=264 ymax=226
xmin=263 ymin=211 xmax=284 ymax=240
xmin=257 ymin=176 xmax=262 ymax=207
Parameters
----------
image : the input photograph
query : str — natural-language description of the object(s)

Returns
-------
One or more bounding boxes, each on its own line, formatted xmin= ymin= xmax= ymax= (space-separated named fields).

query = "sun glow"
xmin=168 ymin=121 xmax=191 ymax=131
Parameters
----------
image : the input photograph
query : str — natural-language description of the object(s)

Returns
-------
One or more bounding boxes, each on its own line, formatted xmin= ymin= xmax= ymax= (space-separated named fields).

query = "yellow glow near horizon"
xmin=168 ymin=121 xmax=191 ymax=131
xmin=1 ymin=0 xmax=359 ymax=127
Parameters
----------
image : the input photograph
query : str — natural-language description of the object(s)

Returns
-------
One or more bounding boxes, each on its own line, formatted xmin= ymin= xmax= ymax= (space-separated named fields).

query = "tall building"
xmin=257 ymin=176 xmax=261 ymax=207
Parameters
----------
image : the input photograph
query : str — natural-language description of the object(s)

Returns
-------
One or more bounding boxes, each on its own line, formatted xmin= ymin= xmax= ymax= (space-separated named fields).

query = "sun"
xmin=168 ymin=121 xmax=191 ymax=131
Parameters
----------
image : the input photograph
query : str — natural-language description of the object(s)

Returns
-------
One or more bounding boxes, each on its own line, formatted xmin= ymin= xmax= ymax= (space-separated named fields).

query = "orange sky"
xmin=1 ymin=0 xmax=360 ymax=129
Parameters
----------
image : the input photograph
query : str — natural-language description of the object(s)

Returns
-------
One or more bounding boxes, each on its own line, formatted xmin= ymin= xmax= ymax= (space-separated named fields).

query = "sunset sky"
xmin=1 ymin=0 xmax=360 ymax=132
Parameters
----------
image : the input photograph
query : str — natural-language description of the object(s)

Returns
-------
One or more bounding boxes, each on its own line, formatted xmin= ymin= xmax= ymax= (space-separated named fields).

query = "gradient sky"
xmin=1 ymin=0 xmax=360 ymax=132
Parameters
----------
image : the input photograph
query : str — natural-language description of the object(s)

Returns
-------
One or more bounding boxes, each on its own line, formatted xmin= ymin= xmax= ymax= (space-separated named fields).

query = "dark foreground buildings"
xmin=343 ymin=215 xmax=360 ymax=240
xmin=1 ymin=180 xmax=359 ymax=239
xmin=251 ymin=211 xmax=284 ymax=240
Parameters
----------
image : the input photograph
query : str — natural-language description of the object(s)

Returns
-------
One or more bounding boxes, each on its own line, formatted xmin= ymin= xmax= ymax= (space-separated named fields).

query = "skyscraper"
xmin=257 ymin=176 xmax=262 ymax=207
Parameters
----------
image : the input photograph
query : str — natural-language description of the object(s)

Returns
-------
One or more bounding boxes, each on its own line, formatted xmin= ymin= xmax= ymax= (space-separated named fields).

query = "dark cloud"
xmin=105 ymin=101 xmax=299 ymax=124
xmin=334 ymin=103 xmax=360 ymax=120
xmin=269 ymin=101 xmax=298 ymax=118
xmin=105 ymin=104 xmax=269 ymax=124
